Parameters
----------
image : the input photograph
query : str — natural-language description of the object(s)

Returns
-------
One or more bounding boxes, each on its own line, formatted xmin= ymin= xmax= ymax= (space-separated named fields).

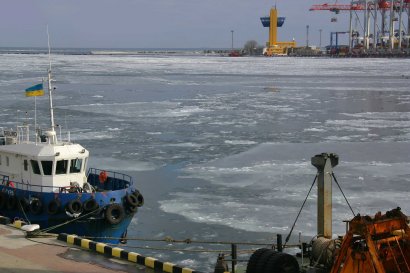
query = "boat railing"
xmin=86 ymin=168 xmax=134 ymax=190
xmin=0 ymin=124 xmax=73 ymax=145
xmin=0 ymin=173 xmax=88 ymax=193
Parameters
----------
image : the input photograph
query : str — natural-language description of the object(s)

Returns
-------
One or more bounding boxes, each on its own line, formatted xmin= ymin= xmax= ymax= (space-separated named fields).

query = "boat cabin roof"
xmin=0 ymin=142 xmax=89 ymax=159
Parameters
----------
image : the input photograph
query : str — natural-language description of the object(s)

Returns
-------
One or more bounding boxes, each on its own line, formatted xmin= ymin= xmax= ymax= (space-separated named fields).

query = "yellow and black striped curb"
xmin=12 ymin=220 xmax=26 ymax=229
xmin=58 ymin=233 xmax=204 ymax=273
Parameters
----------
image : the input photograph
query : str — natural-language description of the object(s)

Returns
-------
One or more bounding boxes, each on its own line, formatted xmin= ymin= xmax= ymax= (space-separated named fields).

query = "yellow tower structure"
xmin=261 ymin=8 xmax=297 ymax=56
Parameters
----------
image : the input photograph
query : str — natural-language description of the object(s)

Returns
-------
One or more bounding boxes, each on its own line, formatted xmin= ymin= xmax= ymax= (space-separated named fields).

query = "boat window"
xmin=24 ymin=160 xmax=28 ymax=171
xmin=31 ymin=160 xmax=41 ymax=175
xmin=56 ymin=160 xmax=68 ymax=175
xmin=6 ymin=156 xmax=9 ymax=166
xmin=70 ymin=158 xmax=82 ymax=173
xmin=41 ymin=161 xmax=53 ymax=175
xmin=0 ymin=155 xmax=2 ymax=165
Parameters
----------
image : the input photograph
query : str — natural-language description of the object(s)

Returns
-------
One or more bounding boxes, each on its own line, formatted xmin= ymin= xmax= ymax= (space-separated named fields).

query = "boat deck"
xmin=0 ymin=224 xmax=153 ymax=273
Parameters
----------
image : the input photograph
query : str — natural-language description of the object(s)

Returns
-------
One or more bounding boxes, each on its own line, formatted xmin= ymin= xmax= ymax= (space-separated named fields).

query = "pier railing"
xmin=80 ymin=233 xmax=306 ymax=273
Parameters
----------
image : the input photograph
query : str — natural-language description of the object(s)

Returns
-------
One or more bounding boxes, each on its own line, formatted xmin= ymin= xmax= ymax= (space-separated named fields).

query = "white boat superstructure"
xmin=0 ymin=126 xmax=89 ymax=193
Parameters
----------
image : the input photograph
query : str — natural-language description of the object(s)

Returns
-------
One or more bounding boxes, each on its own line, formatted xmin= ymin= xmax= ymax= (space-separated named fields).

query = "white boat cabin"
xmin=0 ymin=126 xmax=89 ymax=193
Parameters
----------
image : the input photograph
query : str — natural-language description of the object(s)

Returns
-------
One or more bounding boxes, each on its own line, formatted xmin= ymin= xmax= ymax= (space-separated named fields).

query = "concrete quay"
xmin=0 ymin=224 xmax=151 ymax=273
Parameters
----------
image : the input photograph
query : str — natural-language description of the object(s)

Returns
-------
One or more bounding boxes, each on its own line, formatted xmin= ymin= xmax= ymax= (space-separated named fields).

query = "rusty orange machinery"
xmin=331 ymin=207 xmax=410 ymax=273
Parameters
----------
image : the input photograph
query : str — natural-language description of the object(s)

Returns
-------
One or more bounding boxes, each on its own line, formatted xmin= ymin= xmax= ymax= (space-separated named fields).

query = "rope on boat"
xmin=332 ymin=173 xmax=356 ymax=216
xmin=284 ymin=172 xmax=357 ymax=247
xmin=17 ymin=197 xmax=31 ymax=225
xmin=81 ymin=235 xmax=284 ymax=247
xmin=30 ymin=205 xmax=105 ymax=235
xmin=284 ymin=174 xmax=318 ymax=247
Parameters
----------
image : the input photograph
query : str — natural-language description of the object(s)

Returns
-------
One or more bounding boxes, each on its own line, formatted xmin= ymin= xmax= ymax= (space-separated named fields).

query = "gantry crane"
xmin=310 ymin=1 xmax=410 ymax=52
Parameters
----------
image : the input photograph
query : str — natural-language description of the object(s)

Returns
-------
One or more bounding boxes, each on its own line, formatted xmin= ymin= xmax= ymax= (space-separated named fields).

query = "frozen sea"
xmin=1 ymin=52 xmax=410 ymax=271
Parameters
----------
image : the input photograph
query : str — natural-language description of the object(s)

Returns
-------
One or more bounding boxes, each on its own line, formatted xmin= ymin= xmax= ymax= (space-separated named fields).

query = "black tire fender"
xmin=246 ymin=248 xmax=271 ymax=273
xmin=264 ymin=252 xmax=299 ymax=273
xmin=6 ymin=195 xmax=17 ymax=210
xmin=83 ymin=198 xmax=99 ymax=212
xmin=127 ymin=205 xmax=138 ymax=213
xmin=66 ymin=199 xmax=83 ymax=214
xmin=105 ymin=203 xmax=125 ymax=225
xmin=30 ymin=198 xmax=43 ymax=215
xmin=47 ymin=199 xmax=61 ymax=215
xmin=254 ymin=249 xmax=278 ymax=273
xmin=125 ymin=193 xmax=138 ymax=207
xmin=19 ymin=197 xmax=30 ymax=212
xmin=132 ymin=191 xmax=144 ymax=207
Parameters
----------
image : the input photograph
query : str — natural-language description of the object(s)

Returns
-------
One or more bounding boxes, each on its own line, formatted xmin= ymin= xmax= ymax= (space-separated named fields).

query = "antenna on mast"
xmin=46 ymin=25 xmax=57 ymax=143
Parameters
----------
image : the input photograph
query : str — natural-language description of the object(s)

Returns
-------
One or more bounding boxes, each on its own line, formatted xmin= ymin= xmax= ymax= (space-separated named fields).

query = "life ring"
xmin=7 ymin=181 xmax=15 ymax=188
xmin=66 ymin=199 xmax=83 ymax=214
xmin=6 ymin=195 xmax=17 ymax=210
xmin=47 ymin=199 xmax=61 ymax=215
xmin=83 ymin=198 xmax=99 ymax=213
xmin=30 ymin=198 xmax=43 ymax=215
xmin=0 ymin=192 xmax=6 ymax=209
xmin=99 ymin=171 xmax=108 ymax=183
xmin=105 ymin=203 xmax=125 ymax=225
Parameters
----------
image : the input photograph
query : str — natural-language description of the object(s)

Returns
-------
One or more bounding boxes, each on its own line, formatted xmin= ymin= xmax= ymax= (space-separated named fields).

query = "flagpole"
xmin=46 ymin=25 xmax=57 ymax=143
xmin=35 ymin=92 xmax=37 ymax=143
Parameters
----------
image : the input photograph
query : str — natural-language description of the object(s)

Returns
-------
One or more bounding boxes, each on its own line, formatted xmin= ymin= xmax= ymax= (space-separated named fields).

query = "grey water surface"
xmin=1 ymin=53 xmax=410 ymax=271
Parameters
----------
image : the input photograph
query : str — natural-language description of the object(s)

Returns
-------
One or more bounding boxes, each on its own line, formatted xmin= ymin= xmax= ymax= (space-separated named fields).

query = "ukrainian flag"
xmin=25 ymin=83 xmax=44 ymax=97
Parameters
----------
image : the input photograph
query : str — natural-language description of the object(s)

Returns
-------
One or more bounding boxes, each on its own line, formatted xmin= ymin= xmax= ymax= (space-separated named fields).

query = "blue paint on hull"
xmin=0 ymin=170 xmax=140 ymax=244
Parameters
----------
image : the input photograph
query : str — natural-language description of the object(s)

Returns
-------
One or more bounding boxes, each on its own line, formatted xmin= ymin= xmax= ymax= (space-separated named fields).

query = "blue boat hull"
xmin=0 ymin=170 xmax=141 ymax=244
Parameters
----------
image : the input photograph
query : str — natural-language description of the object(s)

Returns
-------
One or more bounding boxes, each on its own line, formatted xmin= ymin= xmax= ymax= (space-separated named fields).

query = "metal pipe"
xmin=398 ymin=0 xmax=404 ymax=49
xmin=390 ymin=0 xmax=395 ymax=49
xmin=363 ymin=0 xmax=370 ymax=50
xmin=373 ymin=0 xmax=378 ymax=49
xmin=231 ymin=30 xmax=234 ymax=50
xmin=306 ymin=25 xmax=310 ymax=47
xmin=231 ymin=244 xmax=237 ymax=273
xmin=408 ymin=6 xmax=410 ymax=48
xmin=277 ymin=234 xmax=283 ymax=252
xmin=349 ymin=5 xmax=354 ymax=52
xmin=311 ymin=153 xmax=339 ymax=239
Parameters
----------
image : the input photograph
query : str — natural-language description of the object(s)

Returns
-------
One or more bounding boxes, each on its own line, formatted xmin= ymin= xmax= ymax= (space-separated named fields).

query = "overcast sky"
xmin=0 ymin=0 xmax=351 ymax=49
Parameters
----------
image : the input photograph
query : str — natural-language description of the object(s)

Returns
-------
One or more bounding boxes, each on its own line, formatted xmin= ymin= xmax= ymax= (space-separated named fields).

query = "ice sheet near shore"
xmin=1 ymin=53 xmax=410 ymax=271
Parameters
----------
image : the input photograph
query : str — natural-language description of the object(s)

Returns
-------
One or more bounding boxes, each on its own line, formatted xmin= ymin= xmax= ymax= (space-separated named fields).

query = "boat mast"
xmin=46 ymin=26 xmax=57 ymax=143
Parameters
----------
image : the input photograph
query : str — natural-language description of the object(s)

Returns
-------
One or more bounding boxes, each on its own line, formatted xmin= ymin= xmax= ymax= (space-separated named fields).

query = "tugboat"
xmin=0 ymin=44 xmax=143 ymax=244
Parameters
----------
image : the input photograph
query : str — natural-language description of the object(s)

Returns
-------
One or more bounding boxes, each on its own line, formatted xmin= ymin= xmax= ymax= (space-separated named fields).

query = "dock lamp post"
xmin=231 ymin=30 xmax=234 ymax=50
xmin=319 ymin=29 xmax=323 ymax=48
